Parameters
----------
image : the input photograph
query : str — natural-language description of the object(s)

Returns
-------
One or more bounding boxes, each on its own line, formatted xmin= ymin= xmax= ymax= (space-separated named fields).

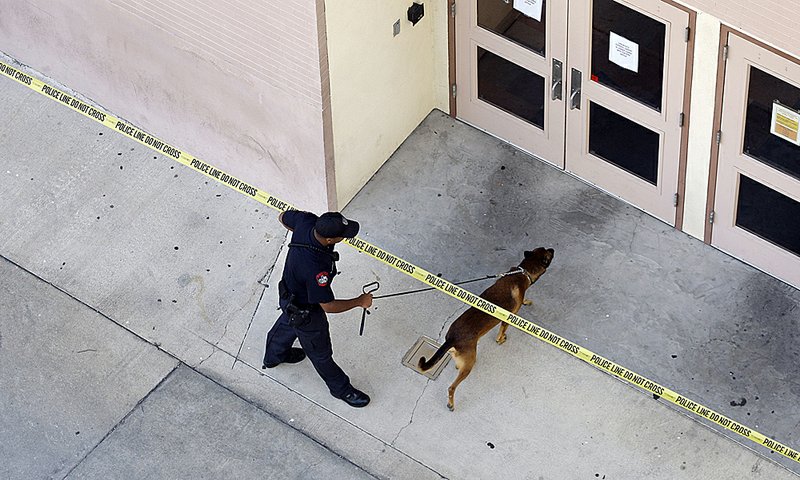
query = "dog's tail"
xmin=418 ymin=339 xmax=452 ymax=372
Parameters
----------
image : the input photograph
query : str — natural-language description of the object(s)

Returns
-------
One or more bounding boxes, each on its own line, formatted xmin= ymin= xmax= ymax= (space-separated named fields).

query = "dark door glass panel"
xmin=591 ymin=0 xmax=665 ymax=111
xmin=743 ymin=67 xmax=800 ymax=181
xmin=478 ymin=0 xmax=546 ymax=56
xmin=736 ymin=175 xmax=800 ymax=257
xmin=589 ymin=102 xmax=660 ymax=185
xmin=477 ymin=47 xmax=545 ymax=129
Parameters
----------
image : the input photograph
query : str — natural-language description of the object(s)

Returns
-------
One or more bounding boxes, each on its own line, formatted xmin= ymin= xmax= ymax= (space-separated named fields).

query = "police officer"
xmin=263 ymin=210 xmax=373 ymax=407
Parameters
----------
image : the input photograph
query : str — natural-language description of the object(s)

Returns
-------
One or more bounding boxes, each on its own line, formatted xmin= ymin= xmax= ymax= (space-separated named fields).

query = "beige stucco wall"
xmin=325 ymin=0 xmax=450 ymax=208
xmin=682 ymin=12 xmax=721 ymax=240
xmin=0 ymin=0 xmax=331 ymax=213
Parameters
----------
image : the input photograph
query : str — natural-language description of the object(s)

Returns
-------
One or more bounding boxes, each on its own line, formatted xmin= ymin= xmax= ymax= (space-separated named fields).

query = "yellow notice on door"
xmin=770 ymin=101 xmax=800 ymax=145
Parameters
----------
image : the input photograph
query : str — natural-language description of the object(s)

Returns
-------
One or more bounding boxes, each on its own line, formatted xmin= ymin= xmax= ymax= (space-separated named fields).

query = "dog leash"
xmin=356 ymin=269 xmax=525 ymax=336
xmin=368 ymin=267 xmax=526 ymax=301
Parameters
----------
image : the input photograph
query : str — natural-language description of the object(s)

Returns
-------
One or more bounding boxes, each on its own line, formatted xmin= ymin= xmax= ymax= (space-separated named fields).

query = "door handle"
xmin=551 ymin=58 xmax=563 ymax=101
xmin=570 ymin=68 xmax=582 ymax=110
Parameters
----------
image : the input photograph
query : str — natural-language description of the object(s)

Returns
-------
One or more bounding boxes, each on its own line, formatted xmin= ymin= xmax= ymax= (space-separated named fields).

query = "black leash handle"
xmin=360 ymin=281 xmax=380 ymax=336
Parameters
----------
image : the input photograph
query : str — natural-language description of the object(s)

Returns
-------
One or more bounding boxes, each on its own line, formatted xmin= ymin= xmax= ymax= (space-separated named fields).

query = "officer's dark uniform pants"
xmin=264 ymin=306 xmax=351 ymax=398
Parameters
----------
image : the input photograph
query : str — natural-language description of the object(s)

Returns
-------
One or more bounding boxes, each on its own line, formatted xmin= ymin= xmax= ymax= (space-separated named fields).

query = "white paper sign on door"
xmin=514 ymin=0 xmax=543 ymax=22
xmin=771 ymin=102 xmax=800 ymax=145
xmin=609 ymin=31 xmax=639 ymax=73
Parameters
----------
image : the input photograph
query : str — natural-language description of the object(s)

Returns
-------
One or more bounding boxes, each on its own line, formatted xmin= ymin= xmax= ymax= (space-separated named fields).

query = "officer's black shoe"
xmin=262 ymin=348 xmax=306 ymax=369
xmin=339 ymin=388 xmax=370 ymax=408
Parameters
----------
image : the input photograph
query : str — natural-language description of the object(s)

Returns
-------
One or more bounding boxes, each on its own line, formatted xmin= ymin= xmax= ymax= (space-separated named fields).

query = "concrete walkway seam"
xmin=1 ymin=253 xmax=446 ymax=480
xmin=60 ymin=365 xmax=181 ymax=479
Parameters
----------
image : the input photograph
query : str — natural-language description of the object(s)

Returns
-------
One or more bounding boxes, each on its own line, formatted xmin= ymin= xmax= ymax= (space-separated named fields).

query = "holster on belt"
xmin=279 ymin=280 xmax=311 ymax=327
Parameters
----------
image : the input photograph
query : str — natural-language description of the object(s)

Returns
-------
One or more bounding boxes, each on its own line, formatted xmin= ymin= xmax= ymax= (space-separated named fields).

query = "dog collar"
xmin=505 ymin=267 xmax=535 ymax=286
xmin=523 ymin=270 xmax=535 ymax=286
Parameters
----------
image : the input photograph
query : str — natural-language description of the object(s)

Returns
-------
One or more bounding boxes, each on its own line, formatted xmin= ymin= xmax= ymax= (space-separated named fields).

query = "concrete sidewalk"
xmin=1 ymin=55 xmax=799 ymax=479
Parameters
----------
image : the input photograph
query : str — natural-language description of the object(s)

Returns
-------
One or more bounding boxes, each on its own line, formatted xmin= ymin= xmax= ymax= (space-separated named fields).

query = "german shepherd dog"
xmin=419 ymin=247 xmax=555 ymax=411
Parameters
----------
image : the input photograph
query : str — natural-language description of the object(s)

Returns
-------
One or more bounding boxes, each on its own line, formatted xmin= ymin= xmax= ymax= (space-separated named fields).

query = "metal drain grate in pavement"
xmin=401 ymin=335 xmax=451 ymax=380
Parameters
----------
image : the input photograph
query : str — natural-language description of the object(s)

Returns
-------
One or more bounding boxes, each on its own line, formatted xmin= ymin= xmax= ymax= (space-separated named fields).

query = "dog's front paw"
xmin=447 ymin=402 xmax=454 ymax=411
xmin=523 ymin=298 xmax=533 ymax=306
xmin=496 ymin=334 xmax=507 ymax=345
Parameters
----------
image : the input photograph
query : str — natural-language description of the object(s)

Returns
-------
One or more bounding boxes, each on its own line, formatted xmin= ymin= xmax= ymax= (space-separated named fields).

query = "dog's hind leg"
xmin=495 ymin=322 xmax=509 ymax=344
xmin=448 ymin=347 xmax=459 ymax=369
xmin=447 ymin=348 xmax=476 ymax=411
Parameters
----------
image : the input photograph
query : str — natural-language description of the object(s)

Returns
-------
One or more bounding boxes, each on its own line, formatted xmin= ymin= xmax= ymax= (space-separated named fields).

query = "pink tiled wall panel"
xmin=110 ymin=0 xmax=324 ymax=106
xmin=685 ymin=0 xmax=800 ymax=57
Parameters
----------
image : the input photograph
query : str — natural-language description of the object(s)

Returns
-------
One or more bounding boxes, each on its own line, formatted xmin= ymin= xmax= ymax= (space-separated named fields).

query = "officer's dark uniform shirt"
xmin=281 ymin=211 xmax=337 ymax=306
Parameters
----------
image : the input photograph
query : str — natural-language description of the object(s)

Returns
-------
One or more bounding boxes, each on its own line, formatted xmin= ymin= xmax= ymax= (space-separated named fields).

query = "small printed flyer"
xmin=514 ymin=0 xmax=543 ymax=22
xmin=609 ymin=31 xmax=639 ymax=73
xmin=770 ymin=101 xmax=800 ymax=145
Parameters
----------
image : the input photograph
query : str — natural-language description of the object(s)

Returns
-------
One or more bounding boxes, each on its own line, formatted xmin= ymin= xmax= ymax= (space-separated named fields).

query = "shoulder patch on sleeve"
xmin=315 ymin=271 xmax=330 ymax=287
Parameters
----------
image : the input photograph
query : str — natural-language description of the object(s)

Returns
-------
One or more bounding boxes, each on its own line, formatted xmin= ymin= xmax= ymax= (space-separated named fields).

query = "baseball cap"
xmin=315 ymin=212 xmax=360 ymax=238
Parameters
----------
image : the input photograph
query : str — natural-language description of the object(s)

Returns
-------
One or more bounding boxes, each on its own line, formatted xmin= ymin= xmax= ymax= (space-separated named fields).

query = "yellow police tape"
xmin=2 ymin=59 xmax=798 ymax=465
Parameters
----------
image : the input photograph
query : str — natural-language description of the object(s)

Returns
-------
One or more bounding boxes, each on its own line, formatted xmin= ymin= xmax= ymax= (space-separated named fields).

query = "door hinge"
xmin=708 ymin=210 xmax=715 ymax=224
xmin=679 ymin=112 xmax=685 ymax=127
xmin=451 ymin=83 xmax=457 ymax=98
xmin=673 ymin=193 xmax=679 ymax=207
xmin=716 ymin=130 xmax=722 ymax=145
xmin=450 ymin=1 xmax=456 ymax=18
xmin=685 ymin=27 xmax=691 ymax=42
xmin=723 ymin=44 xmax=729 ymax=61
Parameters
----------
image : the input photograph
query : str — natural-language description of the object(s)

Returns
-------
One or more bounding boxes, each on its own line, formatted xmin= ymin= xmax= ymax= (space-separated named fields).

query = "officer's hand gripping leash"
xmin=359 ymin=281 xmax=380 ymax=336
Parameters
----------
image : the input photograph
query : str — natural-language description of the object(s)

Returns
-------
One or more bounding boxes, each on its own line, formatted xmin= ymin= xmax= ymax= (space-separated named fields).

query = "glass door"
xmin=456 ymin=0 xmax=568 ymax=167
xmin=564 ymin=0 xmax=690 ymax=224
xmin=713 ymin=34 xmax=800 ymax=288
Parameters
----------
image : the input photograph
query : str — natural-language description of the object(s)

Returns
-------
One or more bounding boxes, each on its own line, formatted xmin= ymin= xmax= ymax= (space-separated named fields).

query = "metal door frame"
xmin=706 ymin=28 xmax=800 ymax=288
xmin=454 ymin=0 xmax=569 ymax=168
xmin=449 ymin=0 xmax=695 ymax=228
xmin=564 ymin=0 xmax=693 ymax=226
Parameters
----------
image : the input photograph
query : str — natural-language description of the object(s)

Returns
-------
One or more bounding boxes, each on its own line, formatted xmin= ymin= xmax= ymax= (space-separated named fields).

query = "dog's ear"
xmin=524 ymin=250 xmax=534 ymax=259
